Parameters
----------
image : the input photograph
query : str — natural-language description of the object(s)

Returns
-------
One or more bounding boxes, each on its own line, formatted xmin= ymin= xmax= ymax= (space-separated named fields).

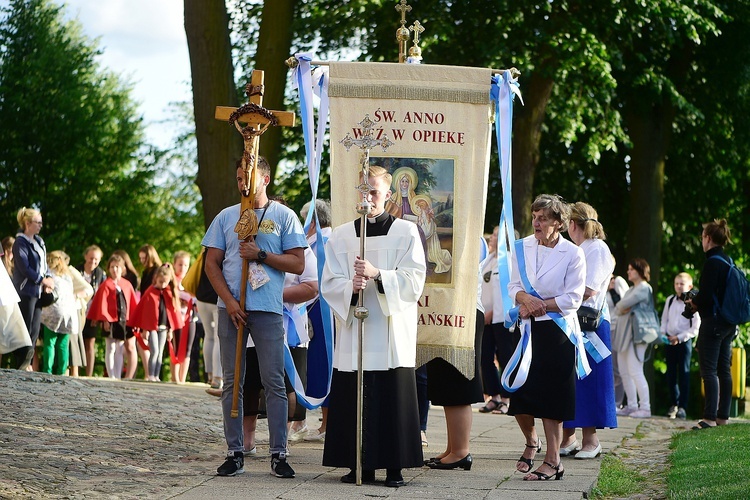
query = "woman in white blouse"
xmin=507 ymin=194 xmax=585 ymax=482
xmin=560 ymin=203 xmax=617 ymax=460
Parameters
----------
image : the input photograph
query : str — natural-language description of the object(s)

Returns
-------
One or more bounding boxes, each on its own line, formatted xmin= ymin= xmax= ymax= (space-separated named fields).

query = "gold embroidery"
xmin=259 ymin=219 xmax=275 ymax=234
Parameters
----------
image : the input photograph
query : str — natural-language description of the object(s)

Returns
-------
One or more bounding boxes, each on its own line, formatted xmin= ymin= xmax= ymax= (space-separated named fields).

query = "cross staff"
xmin=215 ymin=70 xmax=295 ymax=418
xmin=339 ymin=114 xmax=393 ymax=485
xmin=395 ymin=0 xmax=412 ymax=63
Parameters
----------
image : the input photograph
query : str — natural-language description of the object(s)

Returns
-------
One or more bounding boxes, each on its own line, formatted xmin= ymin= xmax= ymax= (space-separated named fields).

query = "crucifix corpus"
xmin=339 ymin=114 xmax=393 ymax=485
xmin=215 ymin=69 xmax=295 ymax=418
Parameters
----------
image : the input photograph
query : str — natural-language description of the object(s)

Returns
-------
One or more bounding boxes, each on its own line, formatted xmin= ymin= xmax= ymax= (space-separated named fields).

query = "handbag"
xmin=577 ymin=305 xmax=602 ymax=331
xmin=630 ymin=290 xmax=660 ymax=345
xmin=39 ymin=287 xmax=59 ymax=308
xmin=181 ymin=248 xmax=204 ymax=296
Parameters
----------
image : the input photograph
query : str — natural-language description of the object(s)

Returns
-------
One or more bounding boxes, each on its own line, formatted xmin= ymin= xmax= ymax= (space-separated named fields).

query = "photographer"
xmin=685 ymin=219 xmax=736 ymax=429
xmin=660 ymin=272 xmax=700 ymax=420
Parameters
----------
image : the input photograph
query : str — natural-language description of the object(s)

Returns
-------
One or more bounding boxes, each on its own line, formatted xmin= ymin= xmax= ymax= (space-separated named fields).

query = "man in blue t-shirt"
xmin=203 ymin=157 xmax=307 ymax=478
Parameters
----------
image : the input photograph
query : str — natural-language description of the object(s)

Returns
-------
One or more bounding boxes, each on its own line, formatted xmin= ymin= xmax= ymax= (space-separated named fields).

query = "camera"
xmin=679 ymin=289 xmax=699 ymax=319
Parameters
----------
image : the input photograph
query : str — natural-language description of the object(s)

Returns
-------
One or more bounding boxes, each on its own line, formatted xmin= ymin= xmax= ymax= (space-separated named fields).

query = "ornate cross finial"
xmin=340 ymin=115 xmax=394 ymax=215
xmin=340 ymin=115 xmax=394 ymax=153
xmin=395 ymin=0 xmax=411 ymax=26
xmin=408 ymin=20 xmax=425 ymax=62
xmin=409 ymin=20 xmax=425 ymax=45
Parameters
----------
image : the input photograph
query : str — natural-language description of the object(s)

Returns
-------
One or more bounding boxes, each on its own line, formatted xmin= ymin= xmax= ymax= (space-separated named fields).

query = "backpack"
xmin=709 ymin=255 xmax=750 ymax=325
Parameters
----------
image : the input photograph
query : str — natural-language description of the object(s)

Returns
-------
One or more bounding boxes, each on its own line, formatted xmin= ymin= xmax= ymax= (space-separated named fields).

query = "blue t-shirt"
xmin=202 ymin=201 xmax=307 ymax=314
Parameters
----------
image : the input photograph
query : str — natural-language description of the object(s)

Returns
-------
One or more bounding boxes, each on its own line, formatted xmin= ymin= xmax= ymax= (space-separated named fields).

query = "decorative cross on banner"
xmin=214 ymin=69 xmax=295 ymax=418
xmin=395 ymin=0 xmax=413 ymax=63
xmin=408 ymin=20 xmax=425 ymax=62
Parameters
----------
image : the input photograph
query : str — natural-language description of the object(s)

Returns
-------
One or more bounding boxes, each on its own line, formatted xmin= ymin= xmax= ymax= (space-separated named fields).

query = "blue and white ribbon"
xmin=283 ymin=304 xmax=307 ymax=348
xmin=489 ymin=71 xmax=522 ymax=329
xmin=501 ymin=239 xmax=591 ymax=393
xmin=288 ymin=53 xmax=334 ymax=410
xmin=582 ymin=329 xmax=611 ymax=363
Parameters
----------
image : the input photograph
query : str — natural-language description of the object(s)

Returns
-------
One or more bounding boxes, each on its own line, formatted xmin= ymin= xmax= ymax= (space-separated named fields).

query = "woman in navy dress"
xmin=560 ymin=202 xmax=617 ymax=459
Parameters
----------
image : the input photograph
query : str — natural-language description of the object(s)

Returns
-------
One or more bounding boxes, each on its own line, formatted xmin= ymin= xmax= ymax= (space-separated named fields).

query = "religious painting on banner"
xmin=328 ymin=62 xmax=493 ymax=378
xmin=373 ymin=157 xmax=454 ymax=284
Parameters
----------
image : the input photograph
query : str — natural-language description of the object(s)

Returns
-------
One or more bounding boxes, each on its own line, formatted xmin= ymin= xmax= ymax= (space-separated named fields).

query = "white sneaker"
xmin=630 ymin=409 xmax=652 ymax=418
xmin=616 ymin=406 xmax=636 ymax=416
xmin=303 ymin=430 xmax=326 ymax=442
xmin=667 ymin=405 xmax=678 ymax=419
xmin=288 ymin=425 xmax=308 ymax=443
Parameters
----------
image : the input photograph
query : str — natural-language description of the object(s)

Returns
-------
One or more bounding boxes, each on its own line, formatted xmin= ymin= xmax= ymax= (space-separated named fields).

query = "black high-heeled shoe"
xmin=516 ymin=439 xmax=542 ymax=473
xmin=523 ymin=461 xmax=564 ymax=481
xmin=427 ymin=453 xmax=472 ymax=470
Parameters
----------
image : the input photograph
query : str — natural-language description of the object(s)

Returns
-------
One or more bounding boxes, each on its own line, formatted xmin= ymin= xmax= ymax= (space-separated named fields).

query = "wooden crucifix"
xmin=215 ymin=69 xmax=295 ymax=418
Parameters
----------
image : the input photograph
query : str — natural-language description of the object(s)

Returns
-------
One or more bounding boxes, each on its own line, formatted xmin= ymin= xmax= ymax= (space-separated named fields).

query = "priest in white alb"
xmin=321 ymin=165 xmax=426 ymax=488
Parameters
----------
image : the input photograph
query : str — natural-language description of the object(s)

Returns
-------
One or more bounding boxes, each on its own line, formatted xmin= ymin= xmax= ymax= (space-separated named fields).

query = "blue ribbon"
xmin=489 ymin=72 xmax=521 ymax=329
xmin=501 ymin=239 xmax=591 ymax=392
xmin=287 ymin=54 xmax=334 ymax=410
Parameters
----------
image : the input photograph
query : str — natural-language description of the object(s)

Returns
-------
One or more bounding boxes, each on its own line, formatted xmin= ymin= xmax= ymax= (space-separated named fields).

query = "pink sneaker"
xmin=630 ymin=409 xmax=652 ymax=418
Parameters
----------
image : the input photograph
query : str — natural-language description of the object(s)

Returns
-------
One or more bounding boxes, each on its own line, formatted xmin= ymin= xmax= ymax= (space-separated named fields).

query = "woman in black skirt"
xmin=424 ymin=308 xmax=485 ymax=470
xmin=506 ymin=194 xmax=586 ymax=481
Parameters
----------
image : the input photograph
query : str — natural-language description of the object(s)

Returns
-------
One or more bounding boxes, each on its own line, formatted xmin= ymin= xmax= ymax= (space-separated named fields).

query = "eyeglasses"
xmin=31 ymin=220 xmax=43 ymax=226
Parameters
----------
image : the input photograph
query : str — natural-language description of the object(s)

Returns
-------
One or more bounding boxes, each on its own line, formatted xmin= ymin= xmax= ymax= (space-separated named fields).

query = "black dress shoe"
xmin=423 ymin=457 xmax=440 ymax=466
xmin=427 ymin=453 xmax=473 ymax=471
xmin=384 ymin=469 xmax=405 ymax=487
xmin=340 ymin=469 xmax=375 ymax=483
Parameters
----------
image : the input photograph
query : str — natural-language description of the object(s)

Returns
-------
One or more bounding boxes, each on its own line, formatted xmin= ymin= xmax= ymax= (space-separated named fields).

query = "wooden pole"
xmin=230 ymin=70 xmax=264 ymax=419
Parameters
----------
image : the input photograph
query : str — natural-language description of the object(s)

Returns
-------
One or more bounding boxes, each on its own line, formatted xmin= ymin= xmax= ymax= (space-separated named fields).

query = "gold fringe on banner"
xmin=328 ymin=83 xmax=490 ymax=105
xmin=416 ymin=345 xmax=476 ymax=380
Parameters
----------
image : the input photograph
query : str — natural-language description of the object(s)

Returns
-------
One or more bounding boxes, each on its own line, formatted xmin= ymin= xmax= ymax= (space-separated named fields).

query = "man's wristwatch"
xmin=257 ymin=250 xmax=267 ymax=262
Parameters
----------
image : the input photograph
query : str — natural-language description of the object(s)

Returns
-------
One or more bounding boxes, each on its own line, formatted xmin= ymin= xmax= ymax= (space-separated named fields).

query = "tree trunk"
xmin=623 ymin=97 xmax=674 ymax=291
xmin=254 ymin=0 xmax=297 ymax=192
xmin=511 ymin=72 xmax=555 ymax=236
xmin=184 ymin=0 xmax=242 ymax=228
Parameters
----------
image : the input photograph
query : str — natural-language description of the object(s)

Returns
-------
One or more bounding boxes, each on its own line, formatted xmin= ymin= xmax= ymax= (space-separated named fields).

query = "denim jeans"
xmin=696 ymin=318 xmax=735 ymax=421
xmin=218 ymin=307 xmax=287 ymax=455
xmin=664 ymin=341 xmax=692 ymax=409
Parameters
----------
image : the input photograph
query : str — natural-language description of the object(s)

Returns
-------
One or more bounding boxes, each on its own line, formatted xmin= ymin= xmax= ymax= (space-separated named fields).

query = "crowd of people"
xmin=0 ymin=208 xmax=205 ymax=383
xmin=0 ymin=161 xmax=743 ymax=486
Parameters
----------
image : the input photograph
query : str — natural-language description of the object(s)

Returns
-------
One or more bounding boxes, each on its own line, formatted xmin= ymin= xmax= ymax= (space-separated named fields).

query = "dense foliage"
xmin=0 ymin=0 xmax=204 ymax=265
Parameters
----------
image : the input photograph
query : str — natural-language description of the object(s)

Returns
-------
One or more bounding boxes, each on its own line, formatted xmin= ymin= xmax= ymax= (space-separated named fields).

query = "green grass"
xmin=593 ymin=423 xmax=750 ymax=499
xmin=668 ymin=424 xmax=750 ymax=499
xmin=590 ymin=454 xmax=645 ymax=498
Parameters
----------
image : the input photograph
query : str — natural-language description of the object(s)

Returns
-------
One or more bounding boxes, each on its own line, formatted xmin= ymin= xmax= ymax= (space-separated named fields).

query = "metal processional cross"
xmin=339 ymin=114 xmax=393 ymax=485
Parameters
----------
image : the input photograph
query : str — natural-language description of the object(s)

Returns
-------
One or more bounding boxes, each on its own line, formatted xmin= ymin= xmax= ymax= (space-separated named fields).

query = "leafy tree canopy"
xmin=0 ymin=0 xmax=204 ymax=266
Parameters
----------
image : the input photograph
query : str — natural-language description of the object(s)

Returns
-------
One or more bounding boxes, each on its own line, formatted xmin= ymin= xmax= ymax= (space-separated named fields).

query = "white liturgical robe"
xmin=321 ymin=216 xmax=426 ymax=372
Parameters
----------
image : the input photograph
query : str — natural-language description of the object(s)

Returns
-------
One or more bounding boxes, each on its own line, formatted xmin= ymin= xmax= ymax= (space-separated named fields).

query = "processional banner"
xmin=328 ymin=62 xmax=493 ymax=378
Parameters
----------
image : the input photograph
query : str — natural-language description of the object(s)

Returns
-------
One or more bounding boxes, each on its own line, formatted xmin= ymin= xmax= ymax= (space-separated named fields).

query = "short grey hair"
xmin=531 ymin=194 xmax=570 ymax=231
xmin=301 ymin=199 xmax=332 ymax=228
